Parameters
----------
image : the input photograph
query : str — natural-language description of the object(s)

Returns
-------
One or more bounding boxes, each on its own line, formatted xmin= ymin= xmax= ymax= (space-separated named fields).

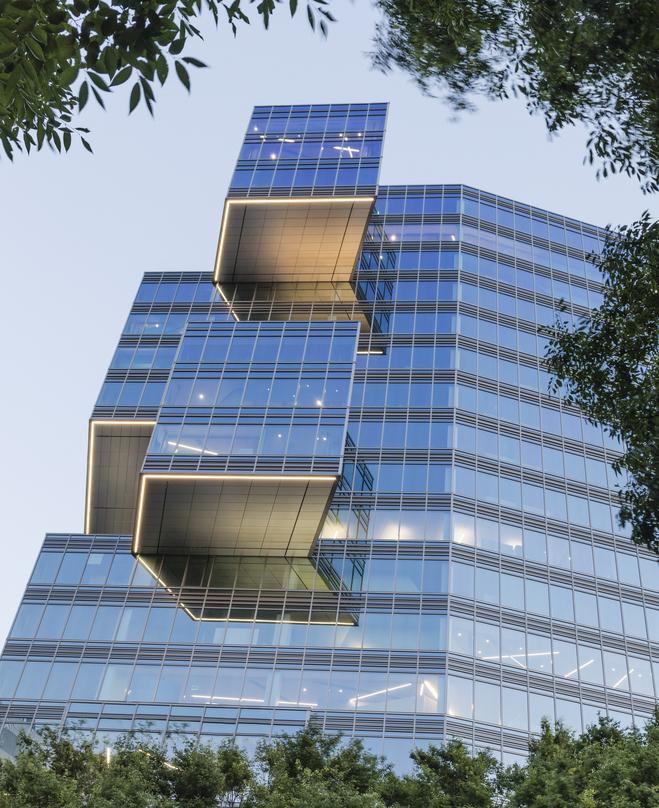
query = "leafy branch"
xmin=0 ymin=0 xmax=335 ymax=158
xmin=545 ymin=212 xmax=659 ymax=552
xmin=372 ymin=0 xmax=659 ymax=192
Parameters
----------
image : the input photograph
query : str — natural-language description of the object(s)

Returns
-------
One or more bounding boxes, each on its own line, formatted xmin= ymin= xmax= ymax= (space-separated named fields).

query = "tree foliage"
xmin=0 ymin=0 xmax=334 ymax=158
xmin=505 ymin=714 xmax=659 ymax=807
xmin=0 ymin=728 xmax=252 ymax=807
xmin=545 ymin=212 xmax=659 ymax=553
xmin=0 ymin=718 xmax=658 ymax=807
xmin=252 ymin=725 xmax=390 ymax=808
xmin=382 ymin=740 xmax=501 ymax=807
xmin=372 ymin=0 xmax=659 ymax=192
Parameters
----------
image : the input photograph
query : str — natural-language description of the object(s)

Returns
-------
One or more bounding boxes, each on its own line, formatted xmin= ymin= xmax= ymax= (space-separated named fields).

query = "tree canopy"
xmin=506 ymin=715 xmax=659 ymax=807
xmin=372 ymin=0 xmax=659 ymax=192
xmin=545 ymin=213 xmax=659 ymax=553
xmin=1 ymin=715 xmax=658 ymax=807
xmin=0 ymin=0 xmax=333 ymax=158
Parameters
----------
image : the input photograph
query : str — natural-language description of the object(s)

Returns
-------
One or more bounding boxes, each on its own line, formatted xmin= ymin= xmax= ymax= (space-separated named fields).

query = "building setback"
xmin=0 ymin=103 xmax=657 ymax=768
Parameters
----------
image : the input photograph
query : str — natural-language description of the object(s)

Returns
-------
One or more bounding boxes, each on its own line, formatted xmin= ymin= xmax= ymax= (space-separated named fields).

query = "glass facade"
xmin=1 ymin=103 xmax=657 ymax=768
xmin=230 ymin=102 xmax=386 ymax=197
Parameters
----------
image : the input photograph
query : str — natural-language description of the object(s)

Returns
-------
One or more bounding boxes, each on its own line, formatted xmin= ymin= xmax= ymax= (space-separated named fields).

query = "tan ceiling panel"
xmin=85 ymin=421 xmax=155 ymax=535
xmin=134 ymin=475 xmax=338 ymax=558
xmin=214 ymin=198 xmax=374 ymax=284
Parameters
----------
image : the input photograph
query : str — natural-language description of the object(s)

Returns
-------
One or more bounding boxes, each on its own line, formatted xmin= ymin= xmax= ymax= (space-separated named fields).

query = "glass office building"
xmin=1 ymin=102 xmax=657 ymax=768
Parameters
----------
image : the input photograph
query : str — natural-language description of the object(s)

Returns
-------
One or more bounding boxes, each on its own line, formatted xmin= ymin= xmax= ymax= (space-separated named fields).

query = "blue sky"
xmin=0 ymin=0 xmax=657 ymax=644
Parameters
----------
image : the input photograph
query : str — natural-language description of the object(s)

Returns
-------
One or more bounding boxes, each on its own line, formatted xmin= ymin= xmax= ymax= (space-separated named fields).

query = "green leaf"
xmin=105 ymin=48 xmax=118 ymax=75
xmin=59 ymin=66 xmax=79 ymax=86
xmin=137 ymin=60 xmax=155 ymax=81
xmin=26 ymin=37 xmax=44 ymax=60
xmin=140 ymin=78 xmax=155 ymax=102
xmin=91 ymin=86 xmax=105 ymax=109
xmin=1 ymin=136 xmax=14 ymax=160
xmin=111 ymin=65 xmax=132 ymax=86
xmin=155 ymin=55 xmax=168 ymax=85
xmin=174 ymin=60 xmax=190 ymax=91
xmin=140 ymin=77 xmax=155 ymax=115
xmin=31 ymin=25 xmax=48 ymax=45
xmin=169 ymin=38 xmax=185 ymax=55
xmin=89 ymin=72 xmax=110 ymax=91
xmin=306 ymin=4 xmax=315 ymax=30
xmin=78 ymin=80 xmax=89 ymax=111
xmin=80 ymin=136 xmax=93 ymax=152
xmin=128 ymin=81 xmax=141 ymax=113
xmin=182 ymin=56 xmax=207 ymax=68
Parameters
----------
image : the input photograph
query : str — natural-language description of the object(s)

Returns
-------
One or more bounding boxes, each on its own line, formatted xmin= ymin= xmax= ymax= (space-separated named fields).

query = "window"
xmin=449 ymin=617 xmax=473 ymax=656
xmin=598 ymin=596 xmax=623 ymax=633
xmin=143 ymin=608 xmax=175 ymax=643
xmin=475 ymin=567 xmax=499 ymax=604
xmin=553 ymin=639 xmax=578 ymax=679
xmin=71 ymin=663 xmax=105 ymax=699
xmin=362 ymin=612 xmax=392 ymax=648
xmin=502 ymin=687 xmax=527 ymax=730
xmin=501 ymin=628 xmax=526 ymax=668
xmin=501 ymin=573 xmax=524 ymax=610
xmin=574 ymin=591 xmax=599 ymax=628
xmin=43 ymin=662 xmax=77 ymax=700
xmin=529 ymin=692 xmax=554 ymax=732
xmin=107 ymin=555 xmax=136 ymax=586
xmin=616 ymin=554 xmax=640 ymax=587
xmin=90 ymin=606 xmax=122 ymax=642
xmin=99 ymin=664 xmax=132 ymax=701
xmin=500 ymin=524 xmax=523 ymax=557
xmin=155 ymin=666 xmax=187 ymax=702
xmin=622 ymin=602 xmax=647 ymax=638
xmin=451 ymin=564 xmax=474 ymax=598
xmin=475 ymin=622 xmax=499 ymax=662
xmin=30 ymin=553 xmax=62 ymax=584
xmin=418 ymin=614 xmax=446 ymax=651
xmin=36 ymin=604 xmax=69 ymax=639
xmin=475 ymin=681 xmax=500 ymax=725
xmin=577 ymin=645 xmax=603 ymax=685
xmin=550 ymin=585 xmax=574 ymax=622
xmin=525 ymin=580 xmax=549 ymax=616
xmin=10 ymin=603 xmax=43 ymax=637
xmin=0 ymin=660 xmax=22 ymax=697
xmin=476 ymin=518 xmax=498 ymax=552
xmin=447 ymin=676 xmax=473 ymax=718
xmin=15 ymin=661 xmax=49 ymax=699
xmin=603 ymin=650 xmax=629 ymax=690
xmin=527 ymin=633 xmax=553 ymax=673
xmin=571 ymin=542 xmax=594 ymax=575
xmin=62 ymin=605 xmax=95 ymax=640
xmin=389 ymin=613 xmax=419 ymax=649
xmin=128 ymin=665 xmax=158 ymax=702
xmin=627 ymin=656 xmax=654 ymax=697
xmin=555 ymin=699 xmax=582 ymax=734
xmin=544 ymin=537 xmax=568 ymax=571
xmin=452 ymin=511 xmax=476 ymax=547
xmin=115 ymin=607 xmax=148 ymax=642
xmin=56 ymin=553 xmax=88 ymax=585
